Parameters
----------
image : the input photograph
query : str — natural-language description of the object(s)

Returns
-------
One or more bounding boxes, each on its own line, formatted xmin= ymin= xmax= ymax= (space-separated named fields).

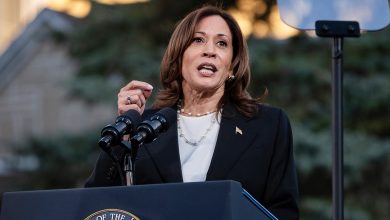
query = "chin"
xmin=195 ymin=83 xmax=222 ymax=92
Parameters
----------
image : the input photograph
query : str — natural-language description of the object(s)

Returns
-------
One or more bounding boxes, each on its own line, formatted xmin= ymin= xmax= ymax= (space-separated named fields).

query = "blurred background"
xmin=0 ymin=0 xmax=389 ymax=219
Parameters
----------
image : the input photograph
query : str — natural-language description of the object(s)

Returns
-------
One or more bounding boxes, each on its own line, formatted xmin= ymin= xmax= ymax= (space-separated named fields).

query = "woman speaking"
xmin=86 ymin=5 xmax=299 ymax=219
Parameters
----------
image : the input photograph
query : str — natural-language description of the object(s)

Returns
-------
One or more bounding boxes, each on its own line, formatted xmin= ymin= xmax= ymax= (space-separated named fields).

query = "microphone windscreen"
xmin=155 ymin=107 xmax=177 ymax=127
xmin=121 ymin=109 xmax=142 ymax=130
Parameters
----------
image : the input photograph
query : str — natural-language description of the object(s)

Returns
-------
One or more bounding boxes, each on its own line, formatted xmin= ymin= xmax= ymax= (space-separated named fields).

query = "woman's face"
xmin=181 ymin=15 xmax=233 ymax=95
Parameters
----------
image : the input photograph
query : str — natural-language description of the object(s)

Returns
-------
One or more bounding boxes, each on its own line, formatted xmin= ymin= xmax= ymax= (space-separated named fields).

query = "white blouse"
xmin=177 ymin=113 xmax=221 ymax=182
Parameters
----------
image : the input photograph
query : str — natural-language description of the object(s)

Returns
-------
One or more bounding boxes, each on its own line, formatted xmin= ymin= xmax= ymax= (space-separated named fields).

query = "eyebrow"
xmin=195 ymin=31 xmax=230 ymax=38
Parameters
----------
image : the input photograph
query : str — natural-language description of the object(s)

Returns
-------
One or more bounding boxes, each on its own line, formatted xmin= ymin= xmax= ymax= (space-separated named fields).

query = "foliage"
xmin=11 ymin=132 xmax=100 ymax=189
xmin=247 ymin=28 xmax=390 ymax=218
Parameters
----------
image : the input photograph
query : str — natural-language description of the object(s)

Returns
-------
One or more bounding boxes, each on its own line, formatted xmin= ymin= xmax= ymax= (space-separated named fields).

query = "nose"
xmin=202 ymin=42 xmax=216 ymax=58
xmin=202 ymin=52 xmax=216 ymax=58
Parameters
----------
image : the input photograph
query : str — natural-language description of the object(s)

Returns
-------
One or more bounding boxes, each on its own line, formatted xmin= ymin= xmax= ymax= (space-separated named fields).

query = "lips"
xmin=197 ymin=62 xmax=217 ymax=76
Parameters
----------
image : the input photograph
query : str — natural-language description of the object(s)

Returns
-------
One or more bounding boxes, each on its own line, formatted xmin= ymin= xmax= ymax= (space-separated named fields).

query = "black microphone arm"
xmin=124 ymin=107 xmax=176 ymax=186
xmin=98 ymin=109 xmax=142 ymax=153
xmin=131 ymin=107 xmax=177 ymax=146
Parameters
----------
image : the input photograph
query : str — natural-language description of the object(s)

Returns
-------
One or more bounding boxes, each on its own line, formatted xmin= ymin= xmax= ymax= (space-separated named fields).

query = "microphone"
xmin=131 ymin=107 xmax=177 ymax=146
xmin=98 ymin=109 xmax=142 ymax=152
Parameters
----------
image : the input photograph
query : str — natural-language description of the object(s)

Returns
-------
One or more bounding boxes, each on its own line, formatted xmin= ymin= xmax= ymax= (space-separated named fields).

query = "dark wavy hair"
xmin=152 ymin=5 xmax=265 ymax=117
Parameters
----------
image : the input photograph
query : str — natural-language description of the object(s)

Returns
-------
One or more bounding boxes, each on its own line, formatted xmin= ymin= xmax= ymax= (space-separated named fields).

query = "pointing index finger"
xmin=121 ymin=80 xmax=154 ymax=92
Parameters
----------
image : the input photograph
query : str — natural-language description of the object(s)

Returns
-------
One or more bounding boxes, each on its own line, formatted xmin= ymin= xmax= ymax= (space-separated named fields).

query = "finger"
xmin=118 ymin=81 xmax=152 ymax=115
xmin=120 ymin=80 xmax=153 ymax=92
xmin=139 ymin=93 xmax=146 ymax=106
xmin=126 ymin=94 xmax=143 ymax=108
xmin=118 ymin=89 xmax=142 ymax=105
xmin=122 ymin=88 xmax=151 ymax=103
xmin=118 ymin=103 xmax=141 ymax=115
xmin=142 ymin=88 xmax=153 ymax=99
xmin=118 ymin=93 xmax=143 ymax=115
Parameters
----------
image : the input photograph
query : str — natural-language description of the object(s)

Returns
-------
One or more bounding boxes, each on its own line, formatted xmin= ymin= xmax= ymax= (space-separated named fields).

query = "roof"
xmin=0 ymin=8 xmax=76 ymax=92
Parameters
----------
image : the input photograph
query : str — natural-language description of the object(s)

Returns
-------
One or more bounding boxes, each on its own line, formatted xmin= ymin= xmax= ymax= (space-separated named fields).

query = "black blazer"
xmin=86 ymin=103 xmax=299 ymax=219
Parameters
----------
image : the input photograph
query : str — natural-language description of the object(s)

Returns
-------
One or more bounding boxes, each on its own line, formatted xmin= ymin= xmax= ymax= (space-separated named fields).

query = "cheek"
xmin=182 ymin=50 xmax=194 ymax=69
xmin=222 ymin=50 xmax=233 ymax=68
xmin=181 ymin=53 xmax=190 ymax=73
xmin=223 ymin=56 xmax=233 ymax=72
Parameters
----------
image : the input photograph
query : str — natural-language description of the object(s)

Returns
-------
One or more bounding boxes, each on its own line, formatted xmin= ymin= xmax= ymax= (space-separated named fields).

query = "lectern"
xmin=0 ymin=180 xmax=277 ymax=220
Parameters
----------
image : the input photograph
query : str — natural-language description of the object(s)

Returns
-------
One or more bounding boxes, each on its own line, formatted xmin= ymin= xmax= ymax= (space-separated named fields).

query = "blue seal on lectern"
xmin=84 ymin=209 xmax=140 ymax=220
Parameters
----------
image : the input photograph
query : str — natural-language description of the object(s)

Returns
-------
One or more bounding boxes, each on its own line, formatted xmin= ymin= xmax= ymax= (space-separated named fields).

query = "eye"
xmin=217 ymin=40 xmax=228 ymax=48
xmin=192 ymin=37 xmax=204 ymax=44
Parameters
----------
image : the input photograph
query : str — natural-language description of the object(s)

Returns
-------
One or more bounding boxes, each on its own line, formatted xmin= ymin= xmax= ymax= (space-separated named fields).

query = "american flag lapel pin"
xmin=235 ymin=126 xmax=243 ymax=135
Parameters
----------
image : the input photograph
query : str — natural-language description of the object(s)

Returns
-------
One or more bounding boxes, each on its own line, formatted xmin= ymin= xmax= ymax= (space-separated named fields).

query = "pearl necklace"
xmin=177 ymin=100 xmax=217 ymax=117
xmin=179 ymin=108 xmax=216 ymax=117
xmin=177 ymin=111 xmax=217 ymax=146
xmin=177 ymin=100 xmax=218 ymax=146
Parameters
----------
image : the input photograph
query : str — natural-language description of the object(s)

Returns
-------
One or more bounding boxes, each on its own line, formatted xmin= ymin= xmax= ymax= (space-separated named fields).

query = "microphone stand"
xmin=119 ymin=140 xmax=138 ymax=186
xmin=315 ymin=20 xmax=360 ymax=220
xmin=118 ymin=107 xmax=176 ymax=186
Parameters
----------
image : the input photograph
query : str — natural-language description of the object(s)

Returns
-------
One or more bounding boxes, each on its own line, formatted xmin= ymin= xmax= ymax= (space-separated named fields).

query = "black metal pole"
xmin=123 ymin=154 xmax=134 ymax=186
xmin=119 ymin=140 xmax=136 ymax=186
xmin=315 ymin=20 xmax=359 ymax=220
xmin=332 ymin=37 xmax=344 ymax=220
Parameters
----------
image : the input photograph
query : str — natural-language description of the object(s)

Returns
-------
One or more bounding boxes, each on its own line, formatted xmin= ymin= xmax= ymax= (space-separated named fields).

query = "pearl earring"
xmin=228 ymin=75 xmax=235 ymax=81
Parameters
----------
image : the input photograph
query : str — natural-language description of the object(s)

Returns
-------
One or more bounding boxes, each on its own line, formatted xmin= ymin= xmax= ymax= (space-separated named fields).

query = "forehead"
xmin=195 ymin=15 xmax=232 ymax=38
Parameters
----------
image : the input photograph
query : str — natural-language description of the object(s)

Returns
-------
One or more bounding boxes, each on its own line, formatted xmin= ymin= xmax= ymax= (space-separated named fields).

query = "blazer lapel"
xmin=143 ymin=116 xmax=183 ymax=183
xmin=140 ymin=103 xmax=261 ymax=183
xmin=206 ymin=103 xmax=260 ymax=180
